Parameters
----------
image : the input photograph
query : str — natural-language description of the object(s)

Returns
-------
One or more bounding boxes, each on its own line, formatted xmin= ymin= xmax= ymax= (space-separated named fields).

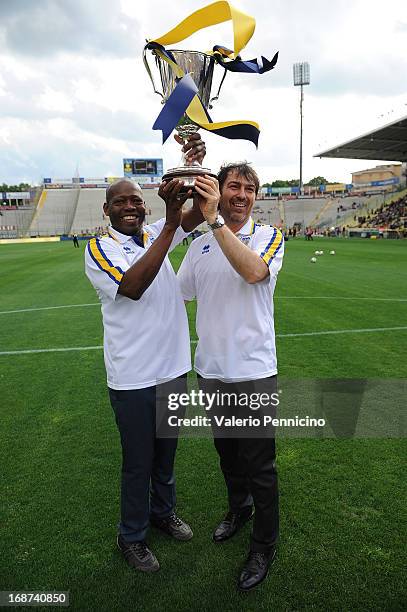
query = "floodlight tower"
xmin=293 ymin=62 xmax=310 ymax=199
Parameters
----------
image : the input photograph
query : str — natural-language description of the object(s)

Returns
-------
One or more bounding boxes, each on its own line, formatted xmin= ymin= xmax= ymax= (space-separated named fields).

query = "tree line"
xmin=0 ymin=183 xmax=32 ymax=192
xmin=262 ymin=176 xmax=339 ymax=188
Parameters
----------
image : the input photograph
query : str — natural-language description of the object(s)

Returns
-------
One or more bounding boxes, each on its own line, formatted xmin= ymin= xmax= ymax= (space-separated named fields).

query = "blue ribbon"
xmin=146 ymin=41 xmax=176 ymax=63
xmin=152 ymin=73 xmax=198 ymax=143
xmin=213 ymin=46 xmax=279 ymax=74
xmin=147 ymin=41 xmax=264 ymax=145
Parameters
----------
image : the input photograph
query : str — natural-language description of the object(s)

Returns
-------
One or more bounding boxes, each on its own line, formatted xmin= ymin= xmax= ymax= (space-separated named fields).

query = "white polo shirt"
xmin=85 ymin=219 xmax=191 ymax=390
xmin=177 ymin=217 xmax=284 ymax=383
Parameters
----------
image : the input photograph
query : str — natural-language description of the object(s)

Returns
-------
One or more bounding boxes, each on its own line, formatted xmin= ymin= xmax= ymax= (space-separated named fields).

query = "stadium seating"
xmin=29 ymin=189 xmax=79 ymax=236
xmin=12 ymin=184 xmax=388 ymax=239
xmin=0 ymin=208 xmax=35 ymax=238
xmin=252 ymin=197 xmax=354 ymax=230
xmin=70 ymin=188 xmax=109 ymax=235
xmin=361 ymin=193 xmax=406 ymax=232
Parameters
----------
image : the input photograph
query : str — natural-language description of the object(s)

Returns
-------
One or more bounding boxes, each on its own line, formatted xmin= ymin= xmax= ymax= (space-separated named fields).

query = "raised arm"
xmin=119 ymin=181 xmax=188 ymax=300
xmin=195 ymin=175 xmax=270 ymax=284
xmin=175 ymin=132 xmax=207 ymax=231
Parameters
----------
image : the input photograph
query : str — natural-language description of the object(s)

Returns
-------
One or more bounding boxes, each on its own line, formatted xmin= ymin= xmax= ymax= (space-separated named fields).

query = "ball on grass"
xmin=310 ymin=257 xmax=317 ymax=263
xmin=330 ymin=250 xmax=336 ymax=255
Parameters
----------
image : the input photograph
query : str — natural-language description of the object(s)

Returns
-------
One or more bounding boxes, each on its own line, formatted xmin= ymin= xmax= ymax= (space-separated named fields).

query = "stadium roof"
xmin=314 ymin=115 xmax=407 ymax=162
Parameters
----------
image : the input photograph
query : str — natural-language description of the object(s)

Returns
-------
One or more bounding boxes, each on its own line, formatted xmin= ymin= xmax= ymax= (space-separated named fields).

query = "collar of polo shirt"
xmin=236 ymin=217 xmax=256 ymax=236
xmin=108 ymin=225 xmax=149 ymax=246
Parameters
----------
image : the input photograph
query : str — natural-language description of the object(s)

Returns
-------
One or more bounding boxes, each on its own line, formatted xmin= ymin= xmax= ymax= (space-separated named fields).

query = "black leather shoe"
xmin=238 ymin=547 xmax=277 ymax=591
xmin=117 ymin=535 xmax=160 ymax=572
xmin=213 ymin=508 xmax=254 ymax=542
xmin=150 ymin=513 xmax=193 ymax=541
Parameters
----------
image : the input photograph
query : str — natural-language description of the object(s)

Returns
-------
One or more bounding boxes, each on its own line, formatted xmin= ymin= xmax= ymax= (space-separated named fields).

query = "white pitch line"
xmin=276 ymin=326 xmax=407 ymax=338
xmin=0 ymin=296 xmax=406 ymax=316
xmin=0 ymin=346 xmax=102 ymax=356
xmin=275 ymin=296 xmax=407 ymax=302
xmin=2 ymin=326 xmax=407 ymax=356
xmin=0 ymin=303 xmax=99 ymax=315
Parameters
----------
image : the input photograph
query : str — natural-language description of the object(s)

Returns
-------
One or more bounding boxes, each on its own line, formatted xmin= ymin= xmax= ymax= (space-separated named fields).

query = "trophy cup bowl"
xmin=144 ymin=48 xmax=223 ymax=195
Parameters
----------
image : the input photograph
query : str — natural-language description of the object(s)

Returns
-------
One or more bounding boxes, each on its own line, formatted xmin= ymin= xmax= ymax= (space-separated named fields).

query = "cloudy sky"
xmin=0 ymin=0 xmax=406 ymax=186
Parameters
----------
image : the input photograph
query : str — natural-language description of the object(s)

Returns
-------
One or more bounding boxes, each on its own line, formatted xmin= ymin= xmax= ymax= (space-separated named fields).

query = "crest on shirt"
xmin=239 ymin=235 xmax=251 ymax=244
xmin=201 ymin=244 xmax=210 ymax=254
xmin=123 ymin=245 xmax=135 ymax=254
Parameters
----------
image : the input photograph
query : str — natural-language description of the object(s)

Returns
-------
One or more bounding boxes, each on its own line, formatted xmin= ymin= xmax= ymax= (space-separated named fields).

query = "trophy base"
xmin=162 ymin=166 xmax=217 ymax=197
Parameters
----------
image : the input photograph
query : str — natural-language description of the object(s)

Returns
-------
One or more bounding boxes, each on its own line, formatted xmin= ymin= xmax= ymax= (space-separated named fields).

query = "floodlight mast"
xmin=293 ymin=62 xmax=310 ymax=223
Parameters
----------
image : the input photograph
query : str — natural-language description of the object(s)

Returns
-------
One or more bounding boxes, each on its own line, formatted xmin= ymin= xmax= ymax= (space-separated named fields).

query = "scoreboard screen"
xmin=134 ymin=160 xmax=157 ymax=175
xmin=123 ymin=158 xmax=163 ymax=183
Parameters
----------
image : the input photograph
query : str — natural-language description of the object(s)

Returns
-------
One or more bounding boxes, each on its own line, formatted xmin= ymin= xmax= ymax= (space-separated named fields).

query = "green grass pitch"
xmin=0 ymin=237 xmax=406 ymax=611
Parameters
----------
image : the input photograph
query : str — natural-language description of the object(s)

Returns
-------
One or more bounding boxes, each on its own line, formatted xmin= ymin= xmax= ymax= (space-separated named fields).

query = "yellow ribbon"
xmin=148 ymin=1 xmax=260 ymax=140
xmin=151 ymin=1 xmax=255 ymax=59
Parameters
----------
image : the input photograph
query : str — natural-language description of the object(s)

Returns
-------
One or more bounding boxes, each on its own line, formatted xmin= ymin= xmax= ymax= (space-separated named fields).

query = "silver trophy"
xmin=143 ymin=48 xmax=226 ymax=194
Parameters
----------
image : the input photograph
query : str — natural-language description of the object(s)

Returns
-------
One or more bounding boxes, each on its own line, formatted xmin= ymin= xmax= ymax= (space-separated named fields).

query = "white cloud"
xmin=38 ymin=87 xmax=74 ymax=113
xmin=0 ymin=0 xmax=406 ymax=184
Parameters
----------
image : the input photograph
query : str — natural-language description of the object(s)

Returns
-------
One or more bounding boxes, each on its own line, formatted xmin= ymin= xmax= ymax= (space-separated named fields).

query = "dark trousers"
xmin=198 ymin=375 xmax=279 ymax=553
xmin=108 ymin=375 xmax=186 ymax=543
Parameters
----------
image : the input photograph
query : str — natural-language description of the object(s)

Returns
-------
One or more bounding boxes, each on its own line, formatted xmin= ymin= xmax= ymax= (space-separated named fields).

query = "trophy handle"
xmin=209 ymin=67 xmax=227 ymax=109
xmin=143 ymin=45 xmax=165 ymax=102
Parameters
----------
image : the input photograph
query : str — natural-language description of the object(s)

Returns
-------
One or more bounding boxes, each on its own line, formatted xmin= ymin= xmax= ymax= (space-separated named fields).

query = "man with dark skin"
xmin=103 ymin=177 xmax=200 ymax=300
xmin=85 ymin=135 xmax=214 ymax=573
xmin=104 ymin=133 xmax=206 ymax=302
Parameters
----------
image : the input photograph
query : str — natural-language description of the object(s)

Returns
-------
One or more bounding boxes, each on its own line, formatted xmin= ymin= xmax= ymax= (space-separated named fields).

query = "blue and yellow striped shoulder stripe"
xmin=260 ymin=228 xmax=284 ymax=266
xmin=87 ymin=238 xmax=125 ymax=285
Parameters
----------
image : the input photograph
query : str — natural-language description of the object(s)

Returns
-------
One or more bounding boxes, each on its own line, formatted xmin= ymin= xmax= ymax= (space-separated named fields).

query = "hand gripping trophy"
xmin=143 ymin=1 xmax=279 ymax=195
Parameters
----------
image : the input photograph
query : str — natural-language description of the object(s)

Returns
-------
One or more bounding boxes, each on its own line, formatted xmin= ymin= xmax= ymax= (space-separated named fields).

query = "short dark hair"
xmin=217 ymin=162 xmax=260 ymax=195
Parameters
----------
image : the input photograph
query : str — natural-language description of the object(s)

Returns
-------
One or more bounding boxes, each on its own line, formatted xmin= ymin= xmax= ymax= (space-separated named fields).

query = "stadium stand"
xmin=70 ymin=188 xmax=109 ymax=236
xmin=2 ymin=181 xmax=393 ymax=240
xmin=141 ymin=188 xmax=166 ymax=224
xmin=368 ymin=194 xmax=406 ymax=229
xmin=315 ymin=194 xmax=391 ymax=232
xmin=29 ymin=188 xmax=79 ymax=236
xmin=252 ymin=196 xmax=371 ymax=231
xmin=0 ymin=208 xmax=35 ymax=239
xmin=65 ymin=187 xmax=368 ymax=235
xmin=358 ymin=192 xmax=407 ymax=235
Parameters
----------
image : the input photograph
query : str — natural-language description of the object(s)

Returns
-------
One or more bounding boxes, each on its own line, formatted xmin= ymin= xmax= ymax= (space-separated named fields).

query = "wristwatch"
xmin=208 ymin=214 xmax=225 ymax=231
